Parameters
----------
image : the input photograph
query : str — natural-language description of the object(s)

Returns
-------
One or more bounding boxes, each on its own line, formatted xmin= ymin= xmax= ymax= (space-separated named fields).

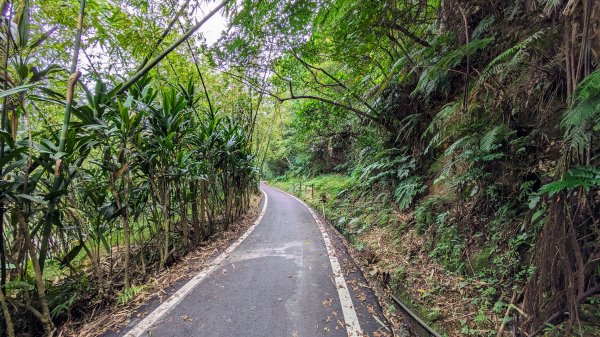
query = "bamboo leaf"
xmin=0 ymin=84 xmax=37 ymax=100
xmin=17 ymin=194 xmax=48 ymax=205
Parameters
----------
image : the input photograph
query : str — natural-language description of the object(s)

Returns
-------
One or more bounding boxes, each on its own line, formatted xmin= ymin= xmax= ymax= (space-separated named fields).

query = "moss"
xmin=468 ymin=246 xmax=495 ymax=276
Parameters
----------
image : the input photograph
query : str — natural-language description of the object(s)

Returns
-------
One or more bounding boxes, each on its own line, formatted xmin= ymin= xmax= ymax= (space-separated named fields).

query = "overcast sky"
xmin=197 ymin=1 xmax=228 ymax=46
xmin=80 ymin=1 xmax=229 ymax=77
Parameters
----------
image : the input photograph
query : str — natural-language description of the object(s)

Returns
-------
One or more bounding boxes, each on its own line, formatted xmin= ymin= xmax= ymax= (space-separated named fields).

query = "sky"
xmin=80 ymin=0 xmax=229 ymax=77
xmin=197 ymin=1 xmax=229 ymax=46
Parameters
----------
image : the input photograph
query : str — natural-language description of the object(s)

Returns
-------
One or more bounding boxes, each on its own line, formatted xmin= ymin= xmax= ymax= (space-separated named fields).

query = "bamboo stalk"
xmin=17 ymin=211 xmax=54 ymax=335
xmin=123 ymin=149 xmax=131 ymax=288
xmin=495 ymin=291 xmax=517 ymax=337
xmin=39 ymin=0 xmax=86 ymax=269
xmin=201 ymin=180 xmax=208 ymax=237
xmin=190 ymin=180 xmax=201 ymax=242
xmin=136 ymin=0 xmax=191 ymax=73
xmin=117 ymin=0 xmax=230 ymax=95
xmin=0 ymin=7 xmax=13 ymax=297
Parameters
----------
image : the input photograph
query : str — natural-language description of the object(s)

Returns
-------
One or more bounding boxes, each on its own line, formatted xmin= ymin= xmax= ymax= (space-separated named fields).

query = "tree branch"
xmin=290 ymin=52 xmax=380 ymax=115
xmin=225 ymin=71 xmax=379 ymax=123
xmin=385 ymin=22 xmax=431 ymax=48
xmin=117 ymin=0 xmax=230 ymax=95
xmin=136 ymin=0 xmax=191 ymax=73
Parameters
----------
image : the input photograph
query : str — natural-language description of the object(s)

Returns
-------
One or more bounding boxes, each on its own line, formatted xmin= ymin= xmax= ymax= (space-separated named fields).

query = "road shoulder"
xmin=267 ymin=184 xmax=395 ymax=337
xmin=60 ymin=193 xmax=265 ymax=337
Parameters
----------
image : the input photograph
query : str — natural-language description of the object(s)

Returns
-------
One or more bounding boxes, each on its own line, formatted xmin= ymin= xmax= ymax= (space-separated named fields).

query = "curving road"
xmin=109 ymin=183 xmax=390 ymax=337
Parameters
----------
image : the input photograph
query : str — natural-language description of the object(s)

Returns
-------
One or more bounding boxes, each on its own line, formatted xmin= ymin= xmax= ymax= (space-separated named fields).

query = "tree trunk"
xmin=179 ymin=182 xmax=189 ymax=249
xmin=190 ymin=180 xmax=201 ymax=242
xmin=0 ymin=283 xmax=15 ymax=337
xmin=225 ymin=186 xmax=234 ymax=229
xmin=123 ymin=168 xmax=131 ymax=288
xmin=201 ymin=180 xmax=209 ymax=237
xmin=17 ymin=211 xmax=54 ymax=336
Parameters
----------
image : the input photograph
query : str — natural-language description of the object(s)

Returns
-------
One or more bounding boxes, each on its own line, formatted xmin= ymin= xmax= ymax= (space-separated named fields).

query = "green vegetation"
xmin=263 ymin=0 xmax=600 ymax=336
xmin=0 ymin=1 xmax=267 ymax=335
xmin=1 ymin=0 xmax=600 ymax=336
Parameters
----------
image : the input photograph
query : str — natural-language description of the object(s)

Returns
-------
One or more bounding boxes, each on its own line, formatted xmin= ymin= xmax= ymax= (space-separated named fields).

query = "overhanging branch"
xmin=225 ymin=71 xmax=379 ymax=123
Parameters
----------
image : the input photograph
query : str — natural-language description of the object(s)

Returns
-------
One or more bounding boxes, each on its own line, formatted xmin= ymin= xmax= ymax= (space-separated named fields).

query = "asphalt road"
xmin=112 ymin=183 xmax=390 ymax=337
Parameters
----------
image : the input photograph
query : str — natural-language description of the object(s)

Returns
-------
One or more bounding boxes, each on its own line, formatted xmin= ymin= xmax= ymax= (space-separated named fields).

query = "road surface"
xmin=109 ymin=183 xmax=390 ymax=337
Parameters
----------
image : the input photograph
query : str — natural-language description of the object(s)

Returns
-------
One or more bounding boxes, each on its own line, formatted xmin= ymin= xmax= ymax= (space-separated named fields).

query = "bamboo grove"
xmin=0 ymin=0 xmax=260 ymax=335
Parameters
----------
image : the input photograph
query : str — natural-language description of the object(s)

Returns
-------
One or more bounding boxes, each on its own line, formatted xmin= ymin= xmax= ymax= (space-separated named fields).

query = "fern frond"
xmin=574 ymin=68 xmax=600 ymax=102
xmin=423 ymin=101 xmax=460 ymax=153
xmin=539 ymin=166 xmax=600 ymax=196
xmin=479 ymin=124 xmax=515 ymax=153
xmin=414 ymin=37 xmax=494 ymax=97
xmin=444 ymin=135 xmax=475 ymax=157
xmin=562 ymin=69 xmax=600 ymax=153
xmin=474 ymin=29 xmax=547 ymax=91
xmin=543 ymin=0 xmax=563 ymax=14
xmin=472 ymin=16 xmax=495 ymax=39
xmin=394 ymin=176 xmax=426 ymax=210
xmin=485 ymin=30 xmax=546 ymax=71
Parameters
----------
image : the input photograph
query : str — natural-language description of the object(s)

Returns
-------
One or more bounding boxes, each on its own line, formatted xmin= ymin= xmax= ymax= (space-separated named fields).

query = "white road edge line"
xmin=123 ymin=188 xmax=269 ymax=337
xmin=270 ymin=185 xmax=363 ymax=337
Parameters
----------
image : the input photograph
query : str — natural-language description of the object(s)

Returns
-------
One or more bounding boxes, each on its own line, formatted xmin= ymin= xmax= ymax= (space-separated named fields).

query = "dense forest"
xmin=0 ymin=0 xmax=599 ymax=336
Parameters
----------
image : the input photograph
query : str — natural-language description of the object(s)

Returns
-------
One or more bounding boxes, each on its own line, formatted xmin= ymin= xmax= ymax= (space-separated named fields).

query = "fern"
xmin=414 ymin=37 xmax=494 ymax=97
xmin=574 ymin=68 xmax=600 ymax=102
xmin=444 ymin=134 xmax=475 ymax=157
xmin=472 ymin=16 xmax=496 ymax=39
xmin=357 ymin=148 xmax=415 ymax=186
xmin=424 ymin=101 xmax=460 ymax=153
xmin=562 ymin=69 xmax=600 ymax=154
xmin=353 ymin=148 xmax=424 ymax=209
xmin=542 ymin=0 xmax=563 ymax=14
xmin=394 ymin=176 xmax=426 ymax=210
xmin=539 ymin=166 xmax=600 ymax=196
xmin=479 ymin=124 xmax=515 ymax=153
xmin=474 ymin=29 xmax=547 ymax=90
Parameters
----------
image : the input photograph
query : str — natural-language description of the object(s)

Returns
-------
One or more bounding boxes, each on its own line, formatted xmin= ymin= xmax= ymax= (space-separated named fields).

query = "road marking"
xmin=271 ymin=186 xmax=363 ymax=337
xmin=123 ymin=188 xmax=269 ymax=337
